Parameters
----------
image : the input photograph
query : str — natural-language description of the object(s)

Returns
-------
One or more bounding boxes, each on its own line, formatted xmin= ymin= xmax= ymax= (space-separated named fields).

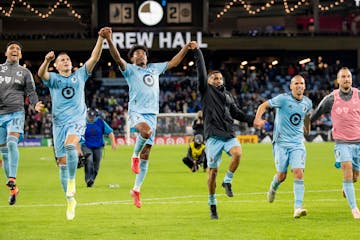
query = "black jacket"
xmin=194 ymin=48 xmax=254 ymax=140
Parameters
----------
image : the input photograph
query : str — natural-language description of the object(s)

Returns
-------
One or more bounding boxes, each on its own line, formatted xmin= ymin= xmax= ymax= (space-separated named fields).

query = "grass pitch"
xmin=0 ymin=142 xmax=359 ymax=240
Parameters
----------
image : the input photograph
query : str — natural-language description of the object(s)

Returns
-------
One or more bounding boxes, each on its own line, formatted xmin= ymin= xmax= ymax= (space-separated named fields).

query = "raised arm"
xmin=194 ymin=48 xmax=207 ymax=94
xmin=167 ymin=41 xmax=198 ymax=70
xmin=38 ymin=51 xmax=55 ymax=81
xmin=84 ymin=28 xmax=106 ymax=73
xmin=102 ymin=27 xmax=127 ymax=71
xmin=253 ymin=101 xmax=270 ymax=129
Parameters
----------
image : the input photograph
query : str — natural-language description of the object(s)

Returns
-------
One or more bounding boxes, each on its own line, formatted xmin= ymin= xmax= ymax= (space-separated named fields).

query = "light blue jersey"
xmin=120 ymin=62 xmax=168 ymax=114
xmin=269 ymin=92 xmax=312 ymax=147
xmin=43 ymin=65 xmax=89 ymax=126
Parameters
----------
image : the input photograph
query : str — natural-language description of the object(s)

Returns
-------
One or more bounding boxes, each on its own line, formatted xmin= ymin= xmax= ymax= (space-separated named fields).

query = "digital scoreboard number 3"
xmin=109 ymin=3 xmax=134 ymax=24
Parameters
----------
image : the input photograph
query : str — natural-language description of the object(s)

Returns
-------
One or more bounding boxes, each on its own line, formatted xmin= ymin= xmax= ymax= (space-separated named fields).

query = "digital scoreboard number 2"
xmin=167 ymin=3 xmax=192 ymax=24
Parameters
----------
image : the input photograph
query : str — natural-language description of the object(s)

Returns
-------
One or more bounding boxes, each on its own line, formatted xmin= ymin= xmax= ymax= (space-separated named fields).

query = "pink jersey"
xmin=331 ymin=88 xmax=360 ymax=141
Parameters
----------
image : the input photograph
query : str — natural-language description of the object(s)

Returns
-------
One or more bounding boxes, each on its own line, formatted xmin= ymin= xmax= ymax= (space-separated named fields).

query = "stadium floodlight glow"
xmin=241 ymin=61 xmax=248 ymax=66
xmin=188 ymin=61 xmax=194 ymax=66
xmin=299 ymin=58 xmax=311 ymax=65
xmin=272 ymin=60 xmax=278 ymax=65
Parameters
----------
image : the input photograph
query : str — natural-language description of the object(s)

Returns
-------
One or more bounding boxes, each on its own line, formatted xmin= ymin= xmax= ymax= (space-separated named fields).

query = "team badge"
xmin=16 ymin=71 xmax=23 ymax=77
xmin=143 ymin=74 xmax=154 ymax=86
xmin=62 ymin=86 xmax=75 ymax=99
xmin=290 ymin=113 xmax=301 ymax=126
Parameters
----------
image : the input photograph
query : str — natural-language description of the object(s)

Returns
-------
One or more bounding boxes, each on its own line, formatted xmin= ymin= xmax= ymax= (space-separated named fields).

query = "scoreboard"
xmin=98 ymin=0 xmax=204 ymax=31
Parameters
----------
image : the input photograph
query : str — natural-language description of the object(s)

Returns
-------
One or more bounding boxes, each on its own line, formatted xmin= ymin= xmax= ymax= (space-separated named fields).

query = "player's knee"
xmin=141 ymin=129 xmax=152 ymax=139
xmin=209 ymin=168 xmax=218 ymax=178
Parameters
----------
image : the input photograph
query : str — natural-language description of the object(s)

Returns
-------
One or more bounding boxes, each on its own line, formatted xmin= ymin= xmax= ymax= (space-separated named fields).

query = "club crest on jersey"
xmin=143 ymin=74 xmax=154 ymax=86
xmin=0 ymin=66 xmax=8 ymax=72
xmin=16 ymin=71 xmax=23 ymax=77
xmin=62 ymin=86 xmax=75 ymax=99
xmin=290 ymin=113 xmax=301 ymax=126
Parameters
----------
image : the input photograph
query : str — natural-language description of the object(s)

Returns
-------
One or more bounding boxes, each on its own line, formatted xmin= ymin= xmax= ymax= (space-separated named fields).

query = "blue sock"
xmin=59 ymin=165 xmax=68 ymax=193
xmin=7 ymin=136 xmax=19 ymax=178
xmin=208 ymin=194 xmax=217 ymax=205
xmin=0 ymin=146 xmax=9 ymax=178
xmin=64 ymin=144 xmax=78 ymax=180
xmin=134 ymin=159 xmax=149 ymax=191
xmin=134 ymin=135 xmax=147 ymax=156
xmin=294 ymin=179 xmax=304 ymax=208
xmin=343 ymin=180 xmax=357 ymax=209
xmin=223 ymin=170 xmax=234 ymax=183
xmin=270 ymin=174 xmax=281 ymax=191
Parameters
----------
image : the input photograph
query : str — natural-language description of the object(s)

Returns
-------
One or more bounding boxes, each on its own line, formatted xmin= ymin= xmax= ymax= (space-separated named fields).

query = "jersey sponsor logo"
xmin=290 ymin=113 xmax=301 ymax=126
xmin=143 ymin=74 xmax=154 ymax=86
xmin=62 ymin=86 xmax=75 ymax=99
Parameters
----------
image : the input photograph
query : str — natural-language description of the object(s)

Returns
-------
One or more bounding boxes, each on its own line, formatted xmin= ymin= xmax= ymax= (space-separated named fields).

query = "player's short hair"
xmin=6 ymin=41 xmax=23 ymax=50
xmin=207 ymin=70 xmax=221 ymax=79
xmin=127 ymin=45 xmax=149 ymax=60
xmin=55 ymin=52 xmax=70 ymax=62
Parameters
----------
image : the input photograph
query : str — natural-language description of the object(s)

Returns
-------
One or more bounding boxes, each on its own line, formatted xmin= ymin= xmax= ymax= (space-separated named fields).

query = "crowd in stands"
xmin=24 ymin=60 xmax=360 ymax=139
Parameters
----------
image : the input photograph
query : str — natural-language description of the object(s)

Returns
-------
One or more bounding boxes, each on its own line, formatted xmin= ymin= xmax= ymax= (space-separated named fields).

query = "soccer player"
xmin=253 ymin=75 xmax=312 ymax=218
xmin=37 ymin=28 xmax=106 ymax=220
xmin=0 ymin=41 xmax=44 ymax=205
xmin=310 ymin=67 xmax=360 ymax=219
xmin=194 ymin=47 xmax=254 ymax=219
xmin=81 ymin=108 xmax=117 ymax=187
xmin=103 ymin=27 xmax=197 ymax=208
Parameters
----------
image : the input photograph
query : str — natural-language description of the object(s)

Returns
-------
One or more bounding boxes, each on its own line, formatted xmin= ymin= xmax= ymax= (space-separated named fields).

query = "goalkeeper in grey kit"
xmin=193 ymin=47 xmax=254 ymax=219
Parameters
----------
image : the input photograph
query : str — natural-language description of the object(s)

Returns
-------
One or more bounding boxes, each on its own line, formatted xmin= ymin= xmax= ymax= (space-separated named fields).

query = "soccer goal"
xmin=121 ymin=112 xmax=198 ymax=145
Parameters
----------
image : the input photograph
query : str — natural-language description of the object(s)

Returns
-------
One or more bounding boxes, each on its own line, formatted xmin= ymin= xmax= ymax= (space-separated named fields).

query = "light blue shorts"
xmin=53 ymin=122 xmax=86 ymax=158
xmin=334 ymin=143 xmax=360 ymax=171
xmin=128 ymin=111 xmax=157 ymax=145
xmin=272 ymin=143 xmax=306 ymax=172
xmin=205 ymin=136 xmax=241 ymax=169
xmin=0 ymin=111 xmax=25 ymax=144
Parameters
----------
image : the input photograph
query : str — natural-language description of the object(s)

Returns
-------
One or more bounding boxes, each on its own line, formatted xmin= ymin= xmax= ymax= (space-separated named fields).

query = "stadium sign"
xmin=102 ymin=31 xmax=208 ymax=49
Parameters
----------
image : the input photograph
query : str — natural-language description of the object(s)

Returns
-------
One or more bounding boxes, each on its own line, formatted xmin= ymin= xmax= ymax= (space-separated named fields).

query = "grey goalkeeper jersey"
xmin=0 ymin=60 xmax=39 ymax=114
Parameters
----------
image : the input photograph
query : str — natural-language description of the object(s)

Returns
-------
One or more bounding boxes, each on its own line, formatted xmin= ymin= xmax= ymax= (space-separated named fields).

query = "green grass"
xmin=0 ymin=142 xmax=359 ymax=239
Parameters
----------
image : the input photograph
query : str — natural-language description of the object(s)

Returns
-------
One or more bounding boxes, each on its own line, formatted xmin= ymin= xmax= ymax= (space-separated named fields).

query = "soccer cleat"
xmin=210 ymin=205 xmax=219 ymax=219
xmin=66 ymin=179 xmax=76 ymax=197
xmin=351 ymin=208 xmax=360 ymax=219
xmin=130 ymin=189 xmax=141 ymax=208
xmin=131 ymin=156 xmax=140 ymax=174
xmin=267 ymin=189 xmax=276 ymax=203
xmin=293 ymin=208 xmax=307 ymax=218
xmin=221 ymin=182 xmax=233 ymax=197
xmin=66 ymin=198 xmax=77 ymax=220
xmin=6 ymin=178 xmax=16 ymax=188
xmin=8 ymin=187 xmax=19 ymax=205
